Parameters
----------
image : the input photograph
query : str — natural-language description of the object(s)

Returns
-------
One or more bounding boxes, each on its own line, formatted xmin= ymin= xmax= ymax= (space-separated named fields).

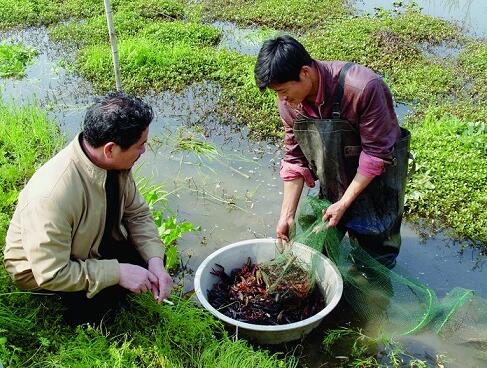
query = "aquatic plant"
xmin=0 ymin=43 xmax=38 ymax=78
xmin=322 ymin=327 xmax=447 ymax=367
xmin=458 ymin=41 xmax=487 ymax=100
xmin=405 ymin=105 xmax=487 ymax=244
xmin=50 ymin=15 xmax=221 ymax=49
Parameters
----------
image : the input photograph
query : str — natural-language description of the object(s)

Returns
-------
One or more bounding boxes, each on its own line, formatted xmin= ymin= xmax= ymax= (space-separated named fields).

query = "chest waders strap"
xmin=332 ymin=62 xmax=355 ymax=119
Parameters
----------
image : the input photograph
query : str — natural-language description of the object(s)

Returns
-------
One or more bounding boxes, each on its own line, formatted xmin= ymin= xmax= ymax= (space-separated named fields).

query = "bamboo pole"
xmin=103 ymin=0 xmax=122 ymax=91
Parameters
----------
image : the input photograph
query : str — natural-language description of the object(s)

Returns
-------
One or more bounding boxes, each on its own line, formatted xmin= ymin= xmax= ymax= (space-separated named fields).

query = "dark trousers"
xmin=347 ymin=215 xmax=402 ymax=270
xmin=59 ymin=239 xmax=146 ymax=326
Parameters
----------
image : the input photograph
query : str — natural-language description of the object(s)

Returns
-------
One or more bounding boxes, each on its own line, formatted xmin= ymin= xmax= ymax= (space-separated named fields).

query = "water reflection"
xmin=356 ymin=0 xmax=487 ymax=36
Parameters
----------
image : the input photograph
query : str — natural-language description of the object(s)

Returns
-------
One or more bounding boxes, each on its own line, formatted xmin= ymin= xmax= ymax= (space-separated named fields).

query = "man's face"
xmin=270 ymin=67 xmax=313 ymax=109
xmin=109 ymin=127 xmax=149 ymax=170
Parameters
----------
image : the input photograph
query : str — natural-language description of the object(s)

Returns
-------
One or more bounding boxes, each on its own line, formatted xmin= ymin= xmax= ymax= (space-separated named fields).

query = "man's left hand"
xmin=322 ymin=200 xmax=348 ymax=228
xmin=148 ymin=257 xmax=173 ymax=302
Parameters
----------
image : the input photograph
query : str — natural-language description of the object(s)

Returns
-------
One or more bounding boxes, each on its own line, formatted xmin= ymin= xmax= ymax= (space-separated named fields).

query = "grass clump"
xmin=0 ymin=0 xmax=105 ymax=28
xmin=0 ymin=43 xmax=38 ymax=78
xmin=117 ymin=0 xmax=185 ymax=21
xmin=404 ymin=105 xmax=487 ymax=244
xmin=198 ymin=339 xmax=298 ymax=367
xmin=77 ymin=39 xmax=219 ymax=92
xmin=0 ymin=102 xmax=64 ymax=242
xmin=200 ymin=0 xmax=349 ymax=31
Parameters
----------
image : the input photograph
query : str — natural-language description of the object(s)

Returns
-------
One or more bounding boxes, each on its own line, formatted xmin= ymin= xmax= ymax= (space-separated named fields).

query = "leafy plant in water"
xmin=0 ymin=44 xmax=38 ymax=78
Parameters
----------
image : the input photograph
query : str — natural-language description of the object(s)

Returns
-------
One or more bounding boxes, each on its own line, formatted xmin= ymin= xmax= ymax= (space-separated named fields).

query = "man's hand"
xmin=276 ymin=216 xmax=294 ymax=245
xmin=148 ymin=257 xmax=173 ymax=303
xmin=322 ymin=200 xmax=348 ymax=228
xmin=119 ymin=263 xmax=158 ymax=294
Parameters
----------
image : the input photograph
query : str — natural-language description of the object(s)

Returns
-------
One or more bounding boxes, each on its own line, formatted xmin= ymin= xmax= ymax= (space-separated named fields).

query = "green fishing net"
xmin=291 ymin=195 xmax=487 ymax=362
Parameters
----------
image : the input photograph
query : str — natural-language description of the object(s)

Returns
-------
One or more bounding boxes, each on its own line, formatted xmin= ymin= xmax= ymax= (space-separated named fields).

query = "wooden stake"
xmin=103 ymin=0 xmax=122 ymax=91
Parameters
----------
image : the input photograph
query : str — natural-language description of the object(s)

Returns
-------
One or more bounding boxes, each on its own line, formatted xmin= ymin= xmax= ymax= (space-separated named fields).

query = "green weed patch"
xmin=458 ymin=41 xmax=487 ymax=100
xmin=0 ymin=44 xmax=38 ymax=78
xmin=200 ymin=0 xmax=349 ymax=31
xmin=405 ymin=106 xmax=487 ymax=244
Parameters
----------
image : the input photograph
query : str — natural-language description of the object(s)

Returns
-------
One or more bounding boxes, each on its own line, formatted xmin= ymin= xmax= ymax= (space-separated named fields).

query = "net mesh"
xmin=291 ymin=195 xmax=487 ymax=360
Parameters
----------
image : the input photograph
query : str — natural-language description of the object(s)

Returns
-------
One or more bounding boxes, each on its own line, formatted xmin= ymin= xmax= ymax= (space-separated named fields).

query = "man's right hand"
xmin=276 ymin=216 xmax=294 ymax=243
xmin=118 ymin=263 xmax=158 ymax=294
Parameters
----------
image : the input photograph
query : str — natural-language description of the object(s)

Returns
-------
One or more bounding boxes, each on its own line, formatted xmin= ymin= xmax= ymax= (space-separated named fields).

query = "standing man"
xmin=255 ymin=35 xmax=410 ymax=268
xmin=4 ymin=92 xmax=173 ymax=323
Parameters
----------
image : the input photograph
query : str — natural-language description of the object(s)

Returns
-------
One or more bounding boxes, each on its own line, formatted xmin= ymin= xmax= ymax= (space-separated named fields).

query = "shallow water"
xmin=1 ymin=18 xmax=486 ymax=367
xmin=355 ymin=0 xmax=487 ymax=37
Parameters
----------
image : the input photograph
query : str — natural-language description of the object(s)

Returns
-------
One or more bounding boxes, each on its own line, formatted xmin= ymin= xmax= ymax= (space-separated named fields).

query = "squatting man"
xmin=4 ymin=92 xmax=173 ymax=324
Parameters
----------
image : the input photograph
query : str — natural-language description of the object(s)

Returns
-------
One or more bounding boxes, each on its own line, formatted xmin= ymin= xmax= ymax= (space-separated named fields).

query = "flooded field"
xmin=1 ymin=1 xmax=486 ymax=366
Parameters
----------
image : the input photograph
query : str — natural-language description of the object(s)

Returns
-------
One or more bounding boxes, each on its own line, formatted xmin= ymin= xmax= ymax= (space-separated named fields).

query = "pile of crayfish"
xmin=207 ymin=257 xmax=325 ymax=325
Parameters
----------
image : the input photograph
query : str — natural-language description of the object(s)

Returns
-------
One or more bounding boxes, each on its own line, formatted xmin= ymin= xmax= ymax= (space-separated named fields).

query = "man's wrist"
xmin=148 ymin=256 xmax=164 ymax=267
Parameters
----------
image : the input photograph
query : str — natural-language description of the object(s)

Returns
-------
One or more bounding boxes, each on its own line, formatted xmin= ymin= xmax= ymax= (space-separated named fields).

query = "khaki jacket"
xmin=4 ymin=134 xmax=164 ymax=298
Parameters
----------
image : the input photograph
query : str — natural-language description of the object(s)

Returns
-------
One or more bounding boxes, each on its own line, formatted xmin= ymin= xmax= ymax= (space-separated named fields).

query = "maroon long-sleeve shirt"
xmin=279 ymin=61 xmax=401 ymax=187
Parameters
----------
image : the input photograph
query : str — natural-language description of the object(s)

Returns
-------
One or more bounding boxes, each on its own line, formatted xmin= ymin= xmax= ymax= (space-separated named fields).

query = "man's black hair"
xmin=83 ymin=92 xmax=154 ymax=150
xmin=254 ymin=35 xmax=313 ymax=91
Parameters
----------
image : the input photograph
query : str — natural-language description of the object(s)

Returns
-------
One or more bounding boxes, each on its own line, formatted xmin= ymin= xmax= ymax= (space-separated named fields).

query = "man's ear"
xmin=300 ymin=65 xmax=312 ymax=79
xmin=103 ymin=142 xmax=116 ymax=159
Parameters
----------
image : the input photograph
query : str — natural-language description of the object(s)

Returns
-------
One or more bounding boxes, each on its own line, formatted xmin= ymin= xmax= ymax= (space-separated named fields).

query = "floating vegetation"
xmin=0 ymin=43 xmax=37 ymax=78
xmin=174 ymin=130 xmax=219 ymax=158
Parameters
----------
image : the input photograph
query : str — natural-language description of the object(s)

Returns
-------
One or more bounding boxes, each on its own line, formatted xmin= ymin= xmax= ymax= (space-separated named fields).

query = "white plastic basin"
xmin=194 ymin=238 xmax=343 ymax=344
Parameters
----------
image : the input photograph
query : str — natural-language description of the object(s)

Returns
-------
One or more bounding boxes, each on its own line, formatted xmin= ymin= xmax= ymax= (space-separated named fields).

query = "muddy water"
xmin=1 ymin=15 xmax=486 ymax=367
xmin=355 ymin=0 xmax=487 ymax=37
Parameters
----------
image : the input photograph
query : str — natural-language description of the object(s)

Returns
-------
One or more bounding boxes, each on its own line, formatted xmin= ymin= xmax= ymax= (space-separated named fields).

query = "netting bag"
xmin=292 ymin=195 xmax=487 ymax=362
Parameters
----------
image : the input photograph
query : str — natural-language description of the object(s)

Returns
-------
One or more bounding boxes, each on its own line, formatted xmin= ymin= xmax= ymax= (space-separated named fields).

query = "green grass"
xmin=458 ymin=41 xmax=487 ymax=100
xmin=0 ymin=44 xmax=38 ymax=78
xmin=50 ymin=13 xmax=221 ymax=48
xmin=200 ymin=0 xmax=349 ymax=31
xmin=0 ymin=0 xmax=186 ymax=29
xmin=405 ymin=105 xmax=487 ymax=244
xmin=0 ymin=103 xmax=64 ymax=243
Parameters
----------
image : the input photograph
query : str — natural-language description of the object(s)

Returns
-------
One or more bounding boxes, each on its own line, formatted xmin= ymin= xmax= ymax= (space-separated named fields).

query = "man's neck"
xmin=306 ymin=63 xmax=320 ymax=105
xmin=80 ymin=136 xmax=109 ymax=170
